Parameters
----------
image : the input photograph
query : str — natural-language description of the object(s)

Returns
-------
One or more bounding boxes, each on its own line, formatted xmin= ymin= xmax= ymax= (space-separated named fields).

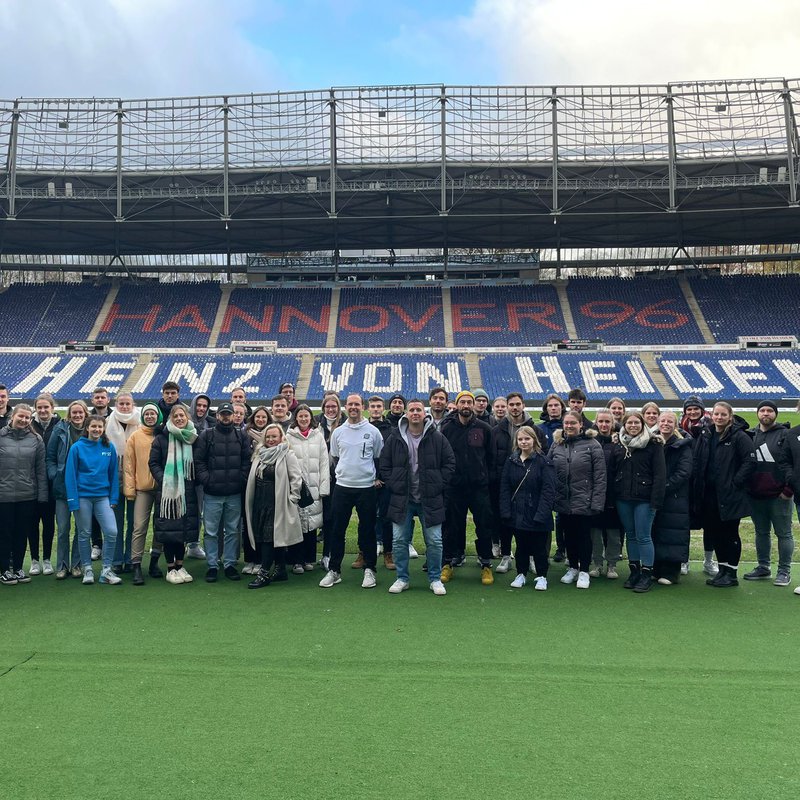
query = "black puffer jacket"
xmin=690 ymin=415 xmax=756 ymax=524
xmin=547 ymin=429 xmax=607 ymax=516
xmin=193 ymin=422 xmax=251 ymax=497
xmin=440 ymin=413 xmax=493 ymax=489
xmin=653 ymin=434 xmax=693 ymax=563
xmin=499 ymin=452 xmax=556 ymax=532
xmin=610 ymin=436 xmax=666 ymax=509
xmin=490 ymin=415 xmax=536 ymax=484
xmin=149 ymin=431 xmax=200 ymax=545
xmin=749 ymin=423 xmax=791 ymax=499
xmin=592 ymin=431 xmax=621 ymax=528
xmin=782 ymin=424 xmax=800 ymax=495
xmin=379 ymin=417 xmax=455 ymax=526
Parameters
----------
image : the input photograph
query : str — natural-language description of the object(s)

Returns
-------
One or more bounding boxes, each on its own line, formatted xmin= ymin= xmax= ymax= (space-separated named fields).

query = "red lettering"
xmin=278 ymin=305 xmax=330 ymax=334
xmin=339 ymin=305 xmax=389 ymax=333
xmin=634 ymin=300 xmax=689 ymax=329
xmin=100 ymin=303 xmax=161 ymax=334
xmin=155 ymin=304 xmax=211 ymax=334
xmin=506 ymin=302 xmax=562 ymax=332
xmin=580 ymin=301 xmax=636 ymax=330
xmin=220 ymin=304 xmax=274 ymax=334
xmin=451 ymin=303 xmax=503 ymax=332
xmin=390 ymin=304 xmax=440 ymax=333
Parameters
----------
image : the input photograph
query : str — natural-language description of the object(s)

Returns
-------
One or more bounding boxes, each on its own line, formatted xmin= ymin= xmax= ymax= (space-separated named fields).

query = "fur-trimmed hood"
xmin=552 ymin=427 xmax=597 ymax=446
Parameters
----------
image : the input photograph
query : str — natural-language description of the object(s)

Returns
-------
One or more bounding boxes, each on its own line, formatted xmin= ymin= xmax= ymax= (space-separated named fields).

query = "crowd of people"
xmin=0 ymin=379 xmax=798 ymax=597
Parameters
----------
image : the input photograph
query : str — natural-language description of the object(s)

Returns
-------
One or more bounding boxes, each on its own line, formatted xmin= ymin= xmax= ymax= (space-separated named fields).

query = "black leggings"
xmin=513 ymin=529 xmax=549 ymax=577
xmin=0 ymin=500 xmax=36 ymax=572
xmin=562 ymin=514 xmax=593 ymax=572
xmin=164 ymin=542 xmax=185 ymax=563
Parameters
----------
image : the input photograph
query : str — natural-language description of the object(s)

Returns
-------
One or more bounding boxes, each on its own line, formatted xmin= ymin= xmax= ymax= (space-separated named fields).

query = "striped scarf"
xmin=160 ymin=418 xmax=197 ymax=519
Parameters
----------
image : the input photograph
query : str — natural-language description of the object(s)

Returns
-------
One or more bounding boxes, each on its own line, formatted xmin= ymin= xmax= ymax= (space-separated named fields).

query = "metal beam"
xmin=440 ymin=87 xmax=447 ymax=214
xmin=550 ymin=89 xmax=559 ymax=214
xmin=222 ymin=97 xmax=230 ymax=219
xmin=666 ymin=86 xmax=677 ymax=211
xmin=7 ymin=100 xmax=19 ymax=219
xmin=782 ymin=81 xmax=798 ymax=205
xmin=329 ymin=90 xmax=337 ymax=217
xmin=115 ymin=101 xmax=124 ymax=220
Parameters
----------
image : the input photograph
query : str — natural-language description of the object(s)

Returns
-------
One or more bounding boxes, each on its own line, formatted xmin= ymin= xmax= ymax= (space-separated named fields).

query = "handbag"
xmin=298 ymin=479 xmax=314 ymax=508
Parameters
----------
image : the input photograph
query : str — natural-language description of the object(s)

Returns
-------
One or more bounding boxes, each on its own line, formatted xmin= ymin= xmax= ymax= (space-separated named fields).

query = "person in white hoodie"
xmin=319 ymin=394 xmax=384 ymax=589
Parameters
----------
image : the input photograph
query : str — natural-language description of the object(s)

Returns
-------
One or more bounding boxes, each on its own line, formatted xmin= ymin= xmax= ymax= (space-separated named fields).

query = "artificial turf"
xmin=3 ymin=548 xmax=800 ymax=800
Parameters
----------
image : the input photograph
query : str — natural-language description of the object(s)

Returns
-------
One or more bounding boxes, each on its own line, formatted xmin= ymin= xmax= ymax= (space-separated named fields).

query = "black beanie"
xmin=388 ymin=393 xmax=407 ymax=407
xmin=756 ymin=400 xmax=779 ymax=414
xmin=683 ymin=395 xmax=705 ymax=413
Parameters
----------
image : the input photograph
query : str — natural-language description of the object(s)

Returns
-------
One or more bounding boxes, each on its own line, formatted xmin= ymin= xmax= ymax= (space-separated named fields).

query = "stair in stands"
xmin=441 ymin=286 xmax=455 ymax=348
xmin=640 ymin=352 xmax=678 ymax=401
xmin=120 ymin=353 xmax=154 ymax=394
xmin=678 ymin=276 xmax=716 ymax=345
xmin=295 ymin=354 xmax=316 ymax=401
xmin=207 ymin=284 xmax=233 ymax=347
xmin=88 ymin=280 xmax=120 ymax=340
xmin=555 ymin=280 xmax=578 ymax=339
xmin=465 ymin=353 xmax=482 ymax=390
xmin=326 ymin=286 xmax=341 ymax=348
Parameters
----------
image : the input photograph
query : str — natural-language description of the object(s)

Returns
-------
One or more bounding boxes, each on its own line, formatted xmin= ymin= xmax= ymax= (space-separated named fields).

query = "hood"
xmin=190 ymin=394 xmax=213 ymax=420
xmin=398 ymin=414 xmax=434 ymax=440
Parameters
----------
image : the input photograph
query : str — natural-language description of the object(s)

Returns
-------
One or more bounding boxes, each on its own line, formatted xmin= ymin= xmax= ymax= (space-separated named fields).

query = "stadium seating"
xmin=0 ymin=284 xmax=107 ymax=346
xmin=689 ymin=274 xmax=800 ymax=343
xmin=450 ymin=284 xmax=566 ymax=346
xmin=567 ymin=277 xmax=702 ymax=345
xmin=218 ymin=287 xmax=331 ymax=348
xmin=335 ymin=286 xmax=444 ymax=347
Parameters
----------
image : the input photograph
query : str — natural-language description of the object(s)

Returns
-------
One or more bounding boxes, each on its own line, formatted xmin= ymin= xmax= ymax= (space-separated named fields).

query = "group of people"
xmin=0 ymin=379 xmax=798 ymax=597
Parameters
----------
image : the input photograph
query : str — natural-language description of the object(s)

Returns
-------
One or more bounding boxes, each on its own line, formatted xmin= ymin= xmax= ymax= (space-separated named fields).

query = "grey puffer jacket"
xmin=547 ymin=428 xmax=607 ymax=516
xmin=0 ymin=426 xmax=48 ymax=503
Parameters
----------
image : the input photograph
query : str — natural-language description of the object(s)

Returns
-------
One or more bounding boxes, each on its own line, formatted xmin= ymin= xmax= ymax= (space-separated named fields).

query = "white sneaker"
xmin=177 ymin=567 xmax=193 ymax=583
xmin=388 ymin=578 xmax=409 ymax=594
xmin=529 ymin=556 xmax=536 ymax=575
xmin=534 ymin=576 xmax=548 ymax=591
xmin=510 ymin=573 xmax=526 ymax=588
xmin=29 ymin=560 xmax=42 ymax=576
xmin=430 ymin=580 xmax=447 ymax=596
xmin=606 ymin=565 xmax=619 ymax=580
xmin=576 ymin=571 xmax=590 ymax=589
xmin=491 ymin=543 xmax=501 ymax=558
xmin=90 ymin=546 xmax=102 ymax=561
xmin=292 ymin=564 xmax=305 ymax=575
xmin=362 ymin=568 xmax=377 ymax=589
xmin=319 ymin=570 xmax=341 ymax=588
xmin=560 ymin=567 xmax=579 ymax=584
xmin=408 ymin=544 xmax=419 ymax=559
xmin=303 ymin=563 xmax=315 ymax=572
xmin=657 ymin=577 xmax=673 ymax=585
xmin=186 ymin=544 xmax=206 ymax=559
xmin=703 ymin=560 xmax=719 ymax=577
xmin=496 ymin=555 xmax=512 ymax=573
xmin=42 ymin=559 xmax=54 ymax=576
xmin=99 ymin=566 xmax=122 ymax=585
xmin=165 ymin=569 xmax=184 ymax=584
xmin=241 ymin=562 xmax=255 ymax=575
xmin=320 ymin=555 xmax=330 ymax=571
xmin=588 ymin=565 xmax=601 ymax=578
xmin=794 ymin=585 xmax=800 ymax=595
xmin=376 ymin=542 xmax=384 ymax=556
xmin=680 ymin=562 xmax=690 ymax=575
xmin=82 ymin=566 xmax=94 ymax=585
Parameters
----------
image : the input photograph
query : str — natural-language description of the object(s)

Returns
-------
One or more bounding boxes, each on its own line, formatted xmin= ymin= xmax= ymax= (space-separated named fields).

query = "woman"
xmin=589 ymin=410 xmax=623 ymax=580
xmin=106 ymin=393 xmax=140 ymax=573
xmin=286 ymin=404 xmax=330 ymax=572
xmin=316 ymin=393 xmax=344 ymax=567
xmin=690 ymin=402 xmax=755 ymax=588
xmin=606 ymin=397 xmax=626 ymax=429
xmin=611 ymin=411 xmax=666 ymax=593
xmin=244 ymin=424 xmax=303 ymax=588
xmin=548 ymin=411 xmax=606 ymax=589
xmin=31 ymin=393 xmax=59 ymax=576
xmin=123 ymin=402 xmax=164 ymax=585
xmin=148 ymin=403 xmax=199 ymax=584
xmin=653 ymin=411 xmax=693 ymax=585
xmin=46 ymin=400 xmax=89 ymax=579
xmin=65 ymin=415 xmax=121 ymax=585
xmin=641 ymin=402 xmax=661 ymax=433
xmin=491 ymin=396 xmax=507 ymax=426
xmin=0 ymin=405 xmax=48 ymax=585
xmin=241 ymin=406 xmax=272 ymax=574
xmin=499 ymin=425 xmax=556 ymax=590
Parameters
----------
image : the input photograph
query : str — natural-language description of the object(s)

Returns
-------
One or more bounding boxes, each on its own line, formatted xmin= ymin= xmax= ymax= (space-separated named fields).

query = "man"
xmin=473 ymin=388 xmax=492 ymax=423
xmin=489 ymin=392 xmax=535 ymax=569
xmin=386 ymin=394 xmax=406 ymax=427
xmin=90 ymin=386 xmax=112 ymax=419
xmin=783 ymin=403 xmax=800 ymax=595
xmin=270 ymin=395 xmax=292 ymax=431
xmin=0 ymin=385 xmax=12 ymax=428
xmin=279 ymin=382 xmax=298 ymax=413
xmin=231 ymin=387 xmax=253 ymax=420
xmin=158 ymin=381 xmax=180 ymax=421
xmin=190 ymin=394 xmax=216 ymax=433
xmin=380 ymin=399 xmax=455 ymax=596
xmin=31 ymin=393 xmax=59 ymax=576
xmin=428 ymin=387 xmax=449 ymax=430
xmin=319 ymin=394 xmax=384 ymax=589
xmin=567 ymin=388 xmax=592 ymax=431
xmin=440 ymin=391 xmax=495 ymax=585
xmin=744 ymin=400 xmax=794 ymax=586
xmin=194 ymin=402 xmax=251 ymax=582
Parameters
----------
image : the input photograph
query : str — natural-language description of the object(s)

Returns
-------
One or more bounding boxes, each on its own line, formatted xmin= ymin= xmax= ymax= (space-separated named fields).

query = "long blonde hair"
xmin=513 ymin=425 xmax=542 ymax=455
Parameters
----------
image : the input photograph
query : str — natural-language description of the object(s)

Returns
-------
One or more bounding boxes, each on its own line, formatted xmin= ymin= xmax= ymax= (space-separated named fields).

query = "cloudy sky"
xmin=1 ymin=0 xmax=798 ymax=98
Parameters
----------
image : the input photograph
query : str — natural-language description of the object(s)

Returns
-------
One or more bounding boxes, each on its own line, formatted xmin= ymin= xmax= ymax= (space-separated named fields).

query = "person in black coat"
xmin=652 ymin=411 xmax=693 ymax=585
xmin=499 ymin=425 xmax=556 ymax=590
xmin=690 ymin=402 xmax=756 ymax=588
xmin=148 ymin=404 xmax=200 ymax=584
xmin=589 ymin=410 xmax=623 ymax=579
xmin=610 ymin=411 xmax=666 ymax=593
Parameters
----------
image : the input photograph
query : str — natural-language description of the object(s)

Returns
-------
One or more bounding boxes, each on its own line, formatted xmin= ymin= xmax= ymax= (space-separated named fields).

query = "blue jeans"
xmin=203 ymin=493 xmax=241 ymax=568
xmin=113 ymin=497 xmax=135 ymax=566
xmin=616 ymin=500 xmax=656 ymax=567
xmin=55 ymin=498 xmax=80 ymax=570
xmin=391 ymin=500 xmax=442 ymax=584
xmin=75 ymin=497 xmax=118 ymax=570
xmin=750 ymin=496 xmax=794 ymax=573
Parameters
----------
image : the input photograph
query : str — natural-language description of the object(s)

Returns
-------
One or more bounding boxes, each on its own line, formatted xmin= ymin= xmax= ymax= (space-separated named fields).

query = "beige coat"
xmin=245 ymin=445 xmax=303 ymax=549
xmin=285 ymin=426 xmax=330 ymax=532
xmin=123 ymin=427 xmax=157 ymax=498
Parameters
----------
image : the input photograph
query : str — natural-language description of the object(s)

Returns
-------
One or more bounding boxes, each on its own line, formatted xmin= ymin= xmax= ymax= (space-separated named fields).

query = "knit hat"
xmin=141 ymin=402 xmax=163 ymax=427
xmin=682 ymin=395 xmax=705 ymax=413
xmin=455 ymin=391 xmax=475 ymax=403
xmin=473 ymin=388 xmax=490 ymax=400
xmin=756 ymin=400 xmax=779 ymax=414
xmin=388 ymin=393 xmax=407 ymax=407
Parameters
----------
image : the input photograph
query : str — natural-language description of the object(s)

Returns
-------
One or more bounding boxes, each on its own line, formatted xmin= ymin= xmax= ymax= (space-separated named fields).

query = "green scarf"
xmin=160 ymin=418 xmax=197 ymax=519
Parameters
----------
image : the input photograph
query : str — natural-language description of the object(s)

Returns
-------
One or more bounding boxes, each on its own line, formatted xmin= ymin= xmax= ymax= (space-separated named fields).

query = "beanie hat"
xmin=141 ymin=402 xmax=163 ymax=427
xmin=683 ymin=395 xmax=705 ymax=413
xmin=756 ymin=400 xmax=779 ymax=414
xmin=473 ymin=388 xmax=489 ymax=400
xmin=388 ymin=393 xmax=407 ymax=407
xmin=455 ymin=391 xmax=475 ymax=404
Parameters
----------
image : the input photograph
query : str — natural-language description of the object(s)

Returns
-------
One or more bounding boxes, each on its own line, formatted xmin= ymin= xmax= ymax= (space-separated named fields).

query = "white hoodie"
xmin=330 ymin=418 xmax=384 ymax=488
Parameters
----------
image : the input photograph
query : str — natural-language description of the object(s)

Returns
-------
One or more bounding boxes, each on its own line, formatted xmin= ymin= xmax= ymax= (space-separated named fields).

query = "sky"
xmin=0 ymin=0 xmax=798 ymax=98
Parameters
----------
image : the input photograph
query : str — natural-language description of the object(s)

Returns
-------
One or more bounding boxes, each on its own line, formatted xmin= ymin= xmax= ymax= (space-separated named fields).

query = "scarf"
xmin=160 ymin=418 xmax=197 ymax=519
xmin=248 ymin=425 xmax=267 ymax=451
xmin=619 ymin=426 xmax=654 ymax=457
xmin=255 ymin=441 xmax=287 ymax=477
xmin=106 ymin=408 xmax=141 ymax=464
xmin=68 ymin=423 xmax=85 ymax=445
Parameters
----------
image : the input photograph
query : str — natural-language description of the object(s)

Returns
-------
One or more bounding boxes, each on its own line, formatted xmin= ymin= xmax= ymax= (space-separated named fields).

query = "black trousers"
xmin=513 ymin=529 xmax=549 ymax=577
xmin=260 ymin=542 xmax=287 ymax=571
xmin=328 ymin=485 xmax=377 ymax=573
xmin=703 ymin=505 xmax=742 ymax=567
xmin=0 ymin=500 xmax=37 ymax=572
xmin=489 ymin=483 xmax=513 ymax=555
xmin=31 ymin=498 xmax=56 ymax=560
xmin=375 ymin=486 xmax=393 ymax=553
xmin=164 ymin=542 xmax=186 ymax=563
xmin=443 ymin=485 xmax=494 ymax=565
xmin=321 ymin=477 xmax=336 ymax=558
xmin=562 ymin=513 xmax=592 ymax=572
xmin=288 ymin=530 xmax=318 ymax=565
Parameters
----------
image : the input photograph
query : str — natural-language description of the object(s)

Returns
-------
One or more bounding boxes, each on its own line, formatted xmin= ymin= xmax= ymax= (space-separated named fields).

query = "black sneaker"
xmin=205 ymin=567 xmax=218 ymax=583
xmin=552 ymin=550 xmax=565 ymax=563
xmin=224 ymin=565 xmax=241 ymax=581
xmin=268 ymin=565 xmax=288 ymax=582
xmin=743 ymin=565 xmax=771 ymax=581
xmin=248 ymin=571 xmax=272 ymax=589
xmin=1 ymin=569 xmax=18 ymax=586
xmin=455 ymin=554 xmax=467 ymax=567
xmin=14 ymin=569 xmax=31 ymax=584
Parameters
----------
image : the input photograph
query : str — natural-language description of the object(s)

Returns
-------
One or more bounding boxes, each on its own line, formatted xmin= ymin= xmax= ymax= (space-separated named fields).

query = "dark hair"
xmin=407 ymin=398 xmax=426 ymax=408
xmin=247 ymin=406 xmax=273 ymax=432
xmin=367 ymin=395 xmax=385 ymax=405
xmin=289 ymin=403 xmax=318 ymax=430
xmin=568 ymin=388 xmax=587 ymax=402
xmin=279 ymin=382 xmax=295 ymax=392
xmin=271 ymin=395 xmax=288 ymax=405
xmin=161 ymin=381 xmax=180 ymax=393
xmin=84 ymin=414 xmax=111 ymax=446
xmin=92 ymin=386 xmax=109 ymax=396
xmin=506 ymin=392 xmax=525 ymax=403
xmin=542 ymin=393 xmax=566 ymax=414
xmin=231 ymin=386 xmax=246 ymax=396
xmin=429 ymin=386 xmax=448 ymax=400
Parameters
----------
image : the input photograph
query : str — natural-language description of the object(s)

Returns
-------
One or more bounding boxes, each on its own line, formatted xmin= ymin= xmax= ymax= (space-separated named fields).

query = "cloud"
xmin=458 ymin=0 xmax=800 ymax=85
xmin=0 ymin=0 xmax=283 ymax=99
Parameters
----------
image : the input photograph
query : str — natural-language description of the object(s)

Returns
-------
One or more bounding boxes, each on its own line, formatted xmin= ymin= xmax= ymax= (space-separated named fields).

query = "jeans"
xmin=329 ymin=485 xmax=377 ymax=574
xmin=202 ymin=493 xmax=242 ymax=568
xmin=31 ymin=498 xmax=56 ymax=561
xmin=112 ymin=497 xmax=135 ymax=566
xmin=55 ymin=498 xmax=80 ymax=570
xmin=75 ymin=497 xmax=118 ymax=570
xmin=392 ymin=500 xmax=442 ymax=583
xmin=616 ymin=500 xmax=656 ymax=567
xmin=750 ymin=496 xmax=794 ymax=573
